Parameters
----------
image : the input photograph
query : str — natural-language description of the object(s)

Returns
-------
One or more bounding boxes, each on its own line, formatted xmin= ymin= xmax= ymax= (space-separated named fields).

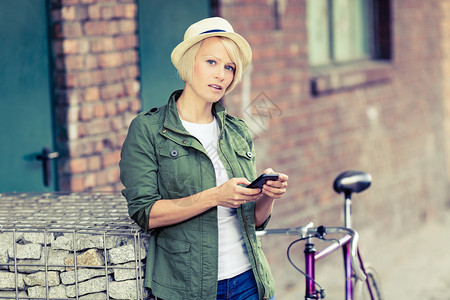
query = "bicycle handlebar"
xmin=256 ymin=223 xmax=366 ymax=281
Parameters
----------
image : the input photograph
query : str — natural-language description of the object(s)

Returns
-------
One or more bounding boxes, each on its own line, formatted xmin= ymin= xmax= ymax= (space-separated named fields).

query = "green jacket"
xmin=120 ymin=90 xmax=275 ymax=300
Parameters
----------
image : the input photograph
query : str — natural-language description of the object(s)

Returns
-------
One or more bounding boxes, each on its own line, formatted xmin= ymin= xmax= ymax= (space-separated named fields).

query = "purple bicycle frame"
xmin=256 ymin=224 xmax=370 ymax=299
xmin=304 ymin=234 xmax=354 ymax=300
xmin=304 ymin=233 xmax=376 ymax=300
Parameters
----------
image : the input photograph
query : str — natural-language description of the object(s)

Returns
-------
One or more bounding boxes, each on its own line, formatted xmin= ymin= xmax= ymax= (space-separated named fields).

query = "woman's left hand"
xmin=260 ymin=168 xmax=289 ymax=199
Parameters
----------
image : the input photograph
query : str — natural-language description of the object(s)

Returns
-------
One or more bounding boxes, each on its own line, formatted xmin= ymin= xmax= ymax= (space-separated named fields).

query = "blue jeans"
xmin=216 ymin=269 xmax=275 ymax=300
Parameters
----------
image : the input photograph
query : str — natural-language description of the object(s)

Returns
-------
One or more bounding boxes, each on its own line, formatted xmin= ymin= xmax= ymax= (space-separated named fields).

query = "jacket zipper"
xmin=217 ymin=124 xmax=267 ymax=299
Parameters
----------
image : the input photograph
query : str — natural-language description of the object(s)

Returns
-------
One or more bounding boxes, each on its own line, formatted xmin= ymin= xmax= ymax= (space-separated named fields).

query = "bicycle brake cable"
xmin=319 ymin=236 xmax=341 ymax=244
xmin=286 ymin=238 xmax=325 ymax=297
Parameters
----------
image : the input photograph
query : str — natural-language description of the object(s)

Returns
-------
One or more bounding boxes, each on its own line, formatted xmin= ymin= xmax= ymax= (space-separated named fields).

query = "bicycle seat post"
xmin=344 ymin=192 xmax=352 ymax=229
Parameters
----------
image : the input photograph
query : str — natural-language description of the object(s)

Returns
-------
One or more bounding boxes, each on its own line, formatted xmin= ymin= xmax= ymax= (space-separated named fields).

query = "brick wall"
xmin=222 ymin=0 xmax=450 ymax=230
xmin=221 ymin=0 xmax=450 ymax=296
xmin=50 ymin=0 xmax=140 ymax=192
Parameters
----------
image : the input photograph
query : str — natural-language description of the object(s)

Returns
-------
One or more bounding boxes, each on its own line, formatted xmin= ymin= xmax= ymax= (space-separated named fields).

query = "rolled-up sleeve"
xmin=119 ymin=116 xmax=161 ymax=233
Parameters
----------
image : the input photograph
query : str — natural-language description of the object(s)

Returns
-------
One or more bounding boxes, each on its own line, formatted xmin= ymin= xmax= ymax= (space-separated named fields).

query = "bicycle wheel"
xmin=354 ymin=265 xmax=384 ymax=300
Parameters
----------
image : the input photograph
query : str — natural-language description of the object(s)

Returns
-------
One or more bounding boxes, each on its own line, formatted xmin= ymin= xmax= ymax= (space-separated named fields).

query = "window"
xmin=307 ymin=0 xmax=391 ymax=66
xmin=307 ymin=0 xmax=392 ymax=95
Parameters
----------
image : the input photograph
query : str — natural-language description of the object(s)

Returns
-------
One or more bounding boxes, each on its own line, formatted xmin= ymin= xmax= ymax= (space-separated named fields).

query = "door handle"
xmin=36 ymin=147 xmax=59 ymax=187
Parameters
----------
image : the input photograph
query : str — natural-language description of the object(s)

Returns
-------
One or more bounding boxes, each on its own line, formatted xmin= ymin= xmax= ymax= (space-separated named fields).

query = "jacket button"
xmin=182 ymin=140 xmax=187 ymax=144
xmin=162 ymin=129 xmax=167 ymax=133
xmin=246 ymin=151 xmax=253 ymax=158
xmin=170 ymin=150 xmax=178 ymax=157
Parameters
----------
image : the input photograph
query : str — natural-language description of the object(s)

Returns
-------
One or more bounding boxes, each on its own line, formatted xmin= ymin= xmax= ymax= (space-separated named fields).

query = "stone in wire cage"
xmin=0 ymin=192 xmax=153 ymax=300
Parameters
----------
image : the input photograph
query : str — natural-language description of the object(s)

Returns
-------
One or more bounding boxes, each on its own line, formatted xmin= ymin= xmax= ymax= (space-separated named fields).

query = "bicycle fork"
xmin=304 ymin=237 xmax=319 ymax=300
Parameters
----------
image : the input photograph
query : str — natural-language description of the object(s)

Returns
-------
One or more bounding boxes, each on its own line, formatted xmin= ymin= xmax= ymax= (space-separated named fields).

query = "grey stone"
xmin=0 ymin=244 xmax=9 ymax=269
xmin=0 ymin=232 xmax=23 ymax=244
xmin=49 ymin=286 xmax=68 ymax=299
xmin=105 ymin=235 xmax=129 ymax=249
xmin=0 ymin=271 xmax=25 ymax=290
xmin=52 ymin=236 xmax=73 ymax=251
xmin=27 ymin=286 xmax=46 ymax=298
xmin=75 ymin=235 xmax=105 ymax=251
xmin=65 ymin=276 xmax=111 ymax=297
xmin=46 ymin=248 xmax=70 ymax=271
xmin=0 ymin=242 xmax=13 ymax=263
xmin=27 ymin=285 xmax=67 ymax=298
xmin=24 ymin=271 xmax=60 ymax=286
xmin=8 ymin=243 xmax=42 ymax=260
xmin=60 ymin=268 xmax=113 ymax=285
xmin=54 ymin=234 xmax=106 ymax=251
xmin=10 ymin=248 xmax=68 ymax=273
xmin=0 ymin=290 xmax=28 ymax=298
xmin=22 ymin=232 xmax=55 ymax=245
xmin=112 ymin=261 xmax=145 ymax=281
xmin=64 ymin=249 xmax=105 ymax=271
xmin=108 ymin=243 xmax=146 ymax=265
xmin=109 ymin=279 xmax=142 ymax=300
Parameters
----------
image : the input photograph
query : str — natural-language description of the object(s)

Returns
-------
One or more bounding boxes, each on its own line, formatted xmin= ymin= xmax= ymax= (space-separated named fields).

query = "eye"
xmin=207 ymin=59 xmax=215 ymax=65
xmin=225 ymin=65 xmax=235 ymax=72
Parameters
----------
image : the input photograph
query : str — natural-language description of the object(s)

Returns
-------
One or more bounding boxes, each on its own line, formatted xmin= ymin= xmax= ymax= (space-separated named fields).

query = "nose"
xmin=215 ymin=66 xmax=225 ymax=81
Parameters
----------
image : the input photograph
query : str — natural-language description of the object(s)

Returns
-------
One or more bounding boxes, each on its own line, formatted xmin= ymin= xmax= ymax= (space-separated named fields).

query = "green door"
xmin=0 ymin=0 xmax=57 ymax=192
xmin=138 ymin=0 xmax=211 ymax=110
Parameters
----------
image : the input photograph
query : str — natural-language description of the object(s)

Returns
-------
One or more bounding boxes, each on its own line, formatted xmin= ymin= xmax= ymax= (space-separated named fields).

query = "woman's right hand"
xmin=214 ymin=178 xmax=262 ymax=208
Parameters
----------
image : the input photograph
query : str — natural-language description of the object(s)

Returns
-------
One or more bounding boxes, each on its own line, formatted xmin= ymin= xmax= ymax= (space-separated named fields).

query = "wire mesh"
xmin=0 ymin=192 xmax=150 ymax=300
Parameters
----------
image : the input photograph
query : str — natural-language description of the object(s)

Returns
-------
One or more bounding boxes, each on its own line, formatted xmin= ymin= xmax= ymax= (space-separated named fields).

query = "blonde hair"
xmin=175 ymin=36 xmax=245 ymax=94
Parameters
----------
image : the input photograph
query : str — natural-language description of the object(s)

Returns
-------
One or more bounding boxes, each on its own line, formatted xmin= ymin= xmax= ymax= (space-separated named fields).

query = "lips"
xmin=209 ymin=84 xmax=223 ymax=91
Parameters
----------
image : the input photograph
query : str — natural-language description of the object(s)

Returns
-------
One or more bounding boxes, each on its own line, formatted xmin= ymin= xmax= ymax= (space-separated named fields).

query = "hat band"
xmin=200 ymin=29 xmax=227 ymax=35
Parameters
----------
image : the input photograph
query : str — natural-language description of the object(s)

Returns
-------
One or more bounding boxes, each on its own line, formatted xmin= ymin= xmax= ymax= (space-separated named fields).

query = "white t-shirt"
xmin=181 ymin=117 xmax=251 ymax=280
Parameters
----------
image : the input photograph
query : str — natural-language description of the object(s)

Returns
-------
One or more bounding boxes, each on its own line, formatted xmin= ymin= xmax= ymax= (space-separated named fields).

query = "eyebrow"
xmin=204 ymin=54 xmax=235 ymax=66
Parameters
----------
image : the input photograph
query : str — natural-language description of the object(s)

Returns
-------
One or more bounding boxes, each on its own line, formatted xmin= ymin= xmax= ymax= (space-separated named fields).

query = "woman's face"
xmin=188 ymin=37 xmax=235 ymax=104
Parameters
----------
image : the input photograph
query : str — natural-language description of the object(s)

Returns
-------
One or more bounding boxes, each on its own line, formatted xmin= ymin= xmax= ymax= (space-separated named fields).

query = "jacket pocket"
xmin=233 ymin=146 xmax=257 ymax=179
xmin=153 ymin=236 xmax=191 ymax=289
xmin=234 ymin=146 xmax=255 ymax=160
xmin=157 ymin=142 xmax=198 ymax=198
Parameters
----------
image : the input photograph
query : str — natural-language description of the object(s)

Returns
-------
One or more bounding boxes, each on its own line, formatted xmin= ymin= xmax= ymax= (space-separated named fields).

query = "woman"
xmin=120 ymin=17 xmax=289 ymax=300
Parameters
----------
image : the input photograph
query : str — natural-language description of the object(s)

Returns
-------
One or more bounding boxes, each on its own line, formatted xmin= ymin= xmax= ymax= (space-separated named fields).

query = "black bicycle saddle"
xmin=333 ymin=170 xmax=372 ymax=195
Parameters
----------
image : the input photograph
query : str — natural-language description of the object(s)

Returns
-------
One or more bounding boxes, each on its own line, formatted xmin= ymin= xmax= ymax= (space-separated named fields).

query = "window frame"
xmin=308 ymin=0 xmax=392 ymax=96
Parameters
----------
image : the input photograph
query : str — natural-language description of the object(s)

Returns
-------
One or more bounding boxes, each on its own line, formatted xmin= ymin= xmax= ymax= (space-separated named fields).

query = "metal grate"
xmin=0 ymin=192 xmax=150 ymax=300
xmin=0 ymin=192 xmax=137 ymax=231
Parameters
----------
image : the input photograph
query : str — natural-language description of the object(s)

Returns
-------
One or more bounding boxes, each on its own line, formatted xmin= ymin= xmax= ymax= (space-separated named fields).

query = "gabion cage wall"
xmin=0 ymin=193 xmax=151 ymax=300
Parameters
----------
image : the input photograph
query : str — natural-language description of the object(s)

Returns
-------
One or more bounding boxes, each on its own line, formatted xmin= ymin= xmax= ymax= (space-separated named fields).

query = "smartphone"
xmin=247 ymin=173 xmax=279 ymax=188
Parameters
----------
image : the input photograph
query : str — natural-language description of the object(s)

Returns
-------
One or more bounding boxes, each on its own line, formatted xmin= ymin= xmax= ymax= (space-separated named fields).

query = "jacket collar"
xmin=163 ymin=90 xmax=227 ymax=133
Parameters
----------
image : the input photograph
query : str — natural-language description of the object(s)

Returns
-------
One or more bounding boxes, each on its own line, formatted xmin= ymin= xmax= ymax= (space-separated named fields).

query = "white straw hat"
xmin=171 ymin=17 xmax=252 ymax=72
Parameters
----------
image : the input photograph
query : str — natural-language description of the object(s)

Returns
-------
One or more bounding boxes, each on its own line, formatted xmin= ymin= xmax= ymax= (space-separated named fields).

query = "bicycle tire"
xmin=354 ymin=264 xmax=384 ymax=300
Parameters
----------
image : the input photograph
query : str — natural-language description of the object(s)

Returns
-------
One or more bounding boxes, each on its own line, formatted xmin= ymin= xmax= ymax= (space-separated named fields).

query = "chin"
xmin=205 ymin=93 xmax=224 ymax=103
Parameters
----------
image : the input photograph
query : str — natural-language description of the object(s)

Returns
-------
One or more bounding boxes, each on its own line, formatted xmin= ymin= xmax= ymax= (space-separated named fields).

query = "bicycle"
xmin=257 ymin=170 xmax=384 ymax=299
